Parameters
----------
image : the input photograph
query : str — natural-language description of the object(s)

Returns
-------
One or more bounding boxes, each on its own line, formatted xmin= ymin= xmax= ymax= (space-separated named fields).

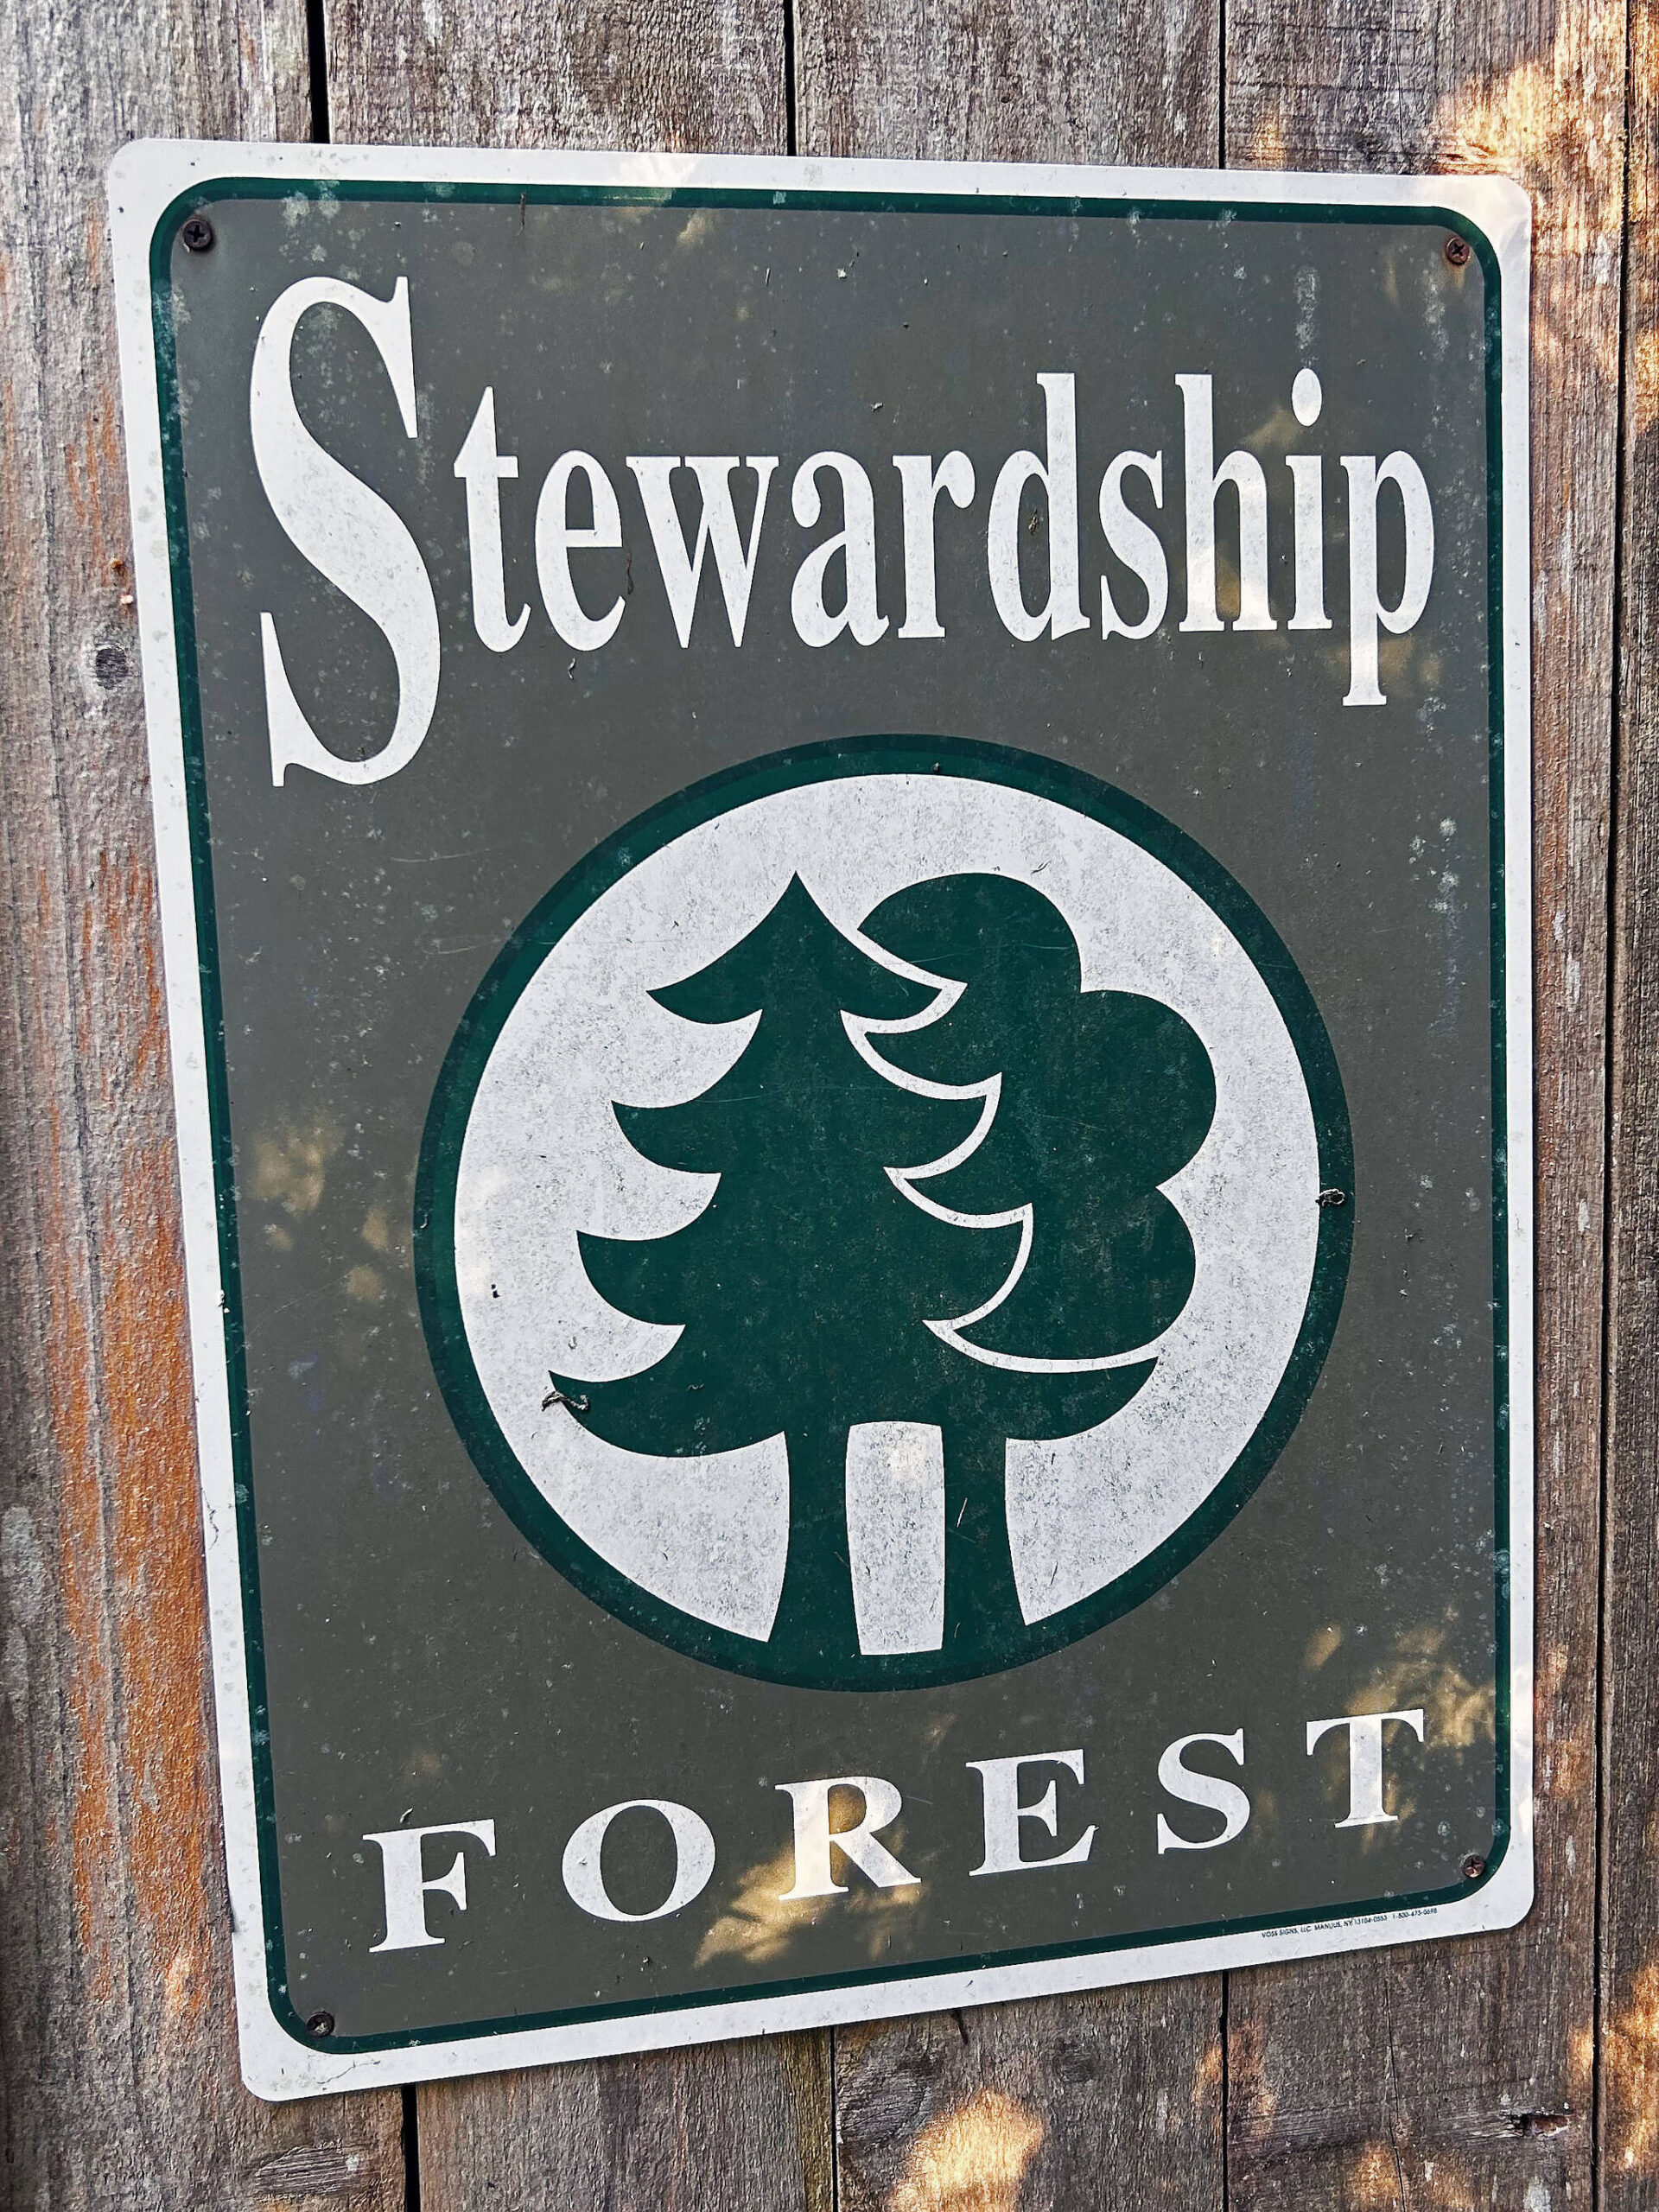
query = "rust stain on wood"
xmin=83 ymin=842 xmax=216 ymax=2010
xmin=106 ymin=1200 xmax=213 ymax=2013
xmin=36 ymin=1014 xmax=120 ymax=2002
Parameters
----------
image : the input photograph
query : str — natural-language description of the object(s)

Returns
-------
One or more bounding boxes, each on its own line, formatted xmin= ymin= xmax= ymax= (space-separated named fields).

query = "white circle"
xmin=561 ymin=1798 xmax=717 ymax=1923
xmin=454 ymin=771 xmax=1323 ymax=1640
xmin=1292 ymin=367 xmax=1323 ymax=426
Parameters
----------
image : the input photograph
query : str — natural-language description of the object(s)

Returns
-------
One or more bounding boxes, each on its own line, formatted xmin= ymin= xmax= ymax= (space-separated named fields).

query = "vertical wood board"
xmin=1599 ymin=0 xmax=1659 ymax=2197
xmin=0 ymin=0 xmax=407 ymax=2206
xmin=321 ymin=0 xmax=785 ymax=152
xmin=1225 ymin=0 xmax=1622 ymax=2202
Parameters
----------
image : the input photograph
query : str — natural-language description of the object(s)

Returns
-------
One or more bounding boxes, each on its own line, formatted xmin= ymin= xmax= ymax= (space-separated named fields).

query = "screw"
xmin=305 ymin=2009 xmax=336 ymax=2037
xmin=1461 ymin=1852 xmax=1487 ymax=1882
xmin=181 ymin=215 xmax=215 ymax=254
xmin=1445 ymin=234 xmax=1471 ymax=268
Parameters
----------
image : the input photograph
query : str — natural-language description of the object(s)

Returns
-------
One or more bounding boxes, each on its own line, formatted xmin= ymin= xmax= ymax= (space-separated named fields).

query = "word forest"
xmin=368 ymin=1710 xmax=1433 ymax=1951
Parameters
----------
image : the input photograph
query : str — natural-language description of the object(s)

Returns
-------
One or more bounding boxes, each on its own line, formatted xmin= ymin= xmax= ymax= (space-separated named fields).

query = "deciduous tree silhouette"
xmin=861 ymin=872 xmax=1216 ymax=1363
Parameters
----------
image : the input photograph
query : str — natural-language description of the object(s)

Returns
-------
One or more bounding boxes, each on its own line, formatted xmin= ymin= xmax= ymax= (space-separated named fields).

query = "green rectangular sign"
xmin=111 ymin=143 xmax=1532 ymax=2100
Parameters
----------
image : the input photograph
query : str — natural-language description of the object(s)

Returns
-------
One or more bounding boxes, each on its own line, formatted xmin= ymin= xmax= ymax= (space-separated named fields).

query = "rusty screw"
xmin=305 ymin=2009 xmax=336 ymax=2037
xmin=1445 ymin=234 xmax=1471 ymax=268
xmin=181 ymin=214 xmax=215 ymax=253
xmin=1461 ymin=1852 xmax=1487 ymax=1882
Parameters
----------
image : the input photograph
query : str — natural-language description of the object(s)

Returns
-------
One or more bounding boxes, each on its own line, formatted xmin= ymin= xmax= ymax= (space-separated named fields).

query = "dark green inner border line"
xmin=146 ymin=178 xmax=1512 ymax=2058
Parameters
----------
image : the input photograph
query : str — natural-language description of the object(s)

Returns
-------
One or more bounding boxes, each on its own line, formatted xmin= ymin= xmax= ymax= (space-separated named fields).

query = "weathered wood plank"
xmin=322 ymin=0 xmax=785 ymax=153
xmin=794 ymin=0 xmax=1218 ymax=165
xmin=315 ymin=6 xmax=815 ymax=2203
xmin=1224 ymin=2 xmax=1624 ymax=2204
xmin=1599 ymin=0 xmax=1659 ymax=2196
xmin=418 ymin=2034 xmax=833 ymax=2212
xmin=0 ymin=2 xmax=404 ymax=2207
xmin=789 ymin=16 xmax=1228 ymax=2210
xmin=836 ymin=1990 xmax=1224 ymax=2212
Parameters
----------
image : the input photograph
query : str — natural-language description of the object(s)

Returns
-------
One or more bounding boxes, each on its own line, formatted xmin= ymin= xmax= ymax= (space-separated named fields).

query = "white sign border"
xmin=108 ymin=139 xmax=1534 ymax=2103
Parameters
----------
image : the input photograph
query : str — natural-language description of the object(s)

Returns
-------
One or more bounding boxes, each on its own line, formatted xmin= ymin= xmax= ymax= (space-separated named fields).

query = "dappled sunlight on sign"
xmin=696 ymin=1816 xmax=924 ymax=1969
xmin=1296 ymin=1613 xmax=1498 ymax=1847
xmin=1357 ymin=1615 xmax=1497 ymax=1751
xmin=251 ymin=1119 xmax=341 ymax=1216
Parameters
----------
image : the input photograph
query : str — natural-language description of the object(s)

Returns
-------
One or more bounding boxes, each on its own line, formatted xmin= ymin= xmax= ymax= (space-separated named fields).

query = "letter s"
xmin=1155 ymin=1729 xmax=1250 ymax=1853
xmin=250 ymin=276 xmax=440 ymax=786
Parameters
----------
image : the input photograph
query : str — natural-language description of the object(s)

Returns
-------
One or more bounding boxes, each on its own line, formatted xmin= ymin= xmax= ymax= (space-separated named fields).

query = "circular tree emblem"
xmin=416 ymin=737 xmax=1351 ymax=1688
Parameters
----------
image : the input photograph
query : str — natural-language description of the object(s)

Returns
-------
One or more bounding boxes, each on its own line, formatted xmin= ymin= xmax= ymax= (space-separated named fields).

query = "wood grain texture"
xmin=1226 ymin=0 xmax=1624 ymax=2204
xmin=417 ymin=2033 xmax=832 ymax=2212
xmin=1599 ymin=0 xmax=1659 ymax=2197
xmin=321 ymin=0 xmax=785 ymax=152
xmin=835 ymin=1991 xmax=1224 ymax=2212
xmin=795 ymin=0 xmax=1218 ymax=165
xmin=789 ymin=18 xmax=1228 ymax=2212
xmin=0 ymin=1 xmax=404 ymax=2207
xmin=316 ymin=8 xmax=808 ymax=2207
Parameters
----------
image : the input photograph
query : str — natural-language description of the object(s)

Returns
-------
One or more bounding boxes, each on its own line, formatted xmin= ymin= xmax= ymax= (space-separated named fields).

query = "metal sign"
xmin=111 ymin=143 xmax=1532 ymax=2100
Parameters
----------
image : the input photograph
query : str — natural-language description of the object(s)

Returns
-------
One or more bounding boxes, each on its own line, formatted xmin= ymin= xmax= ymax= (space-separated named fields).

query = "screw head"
xmin=305 ymin=2009 xmax=336 ymax=2037
xmin=180 ymin=215 xmax=215 ymax=254
xmin=1445 ymin=234 xmax=1471 ymax=268
xmin=1461 ymin=1852 xmax=1487 ymax=1882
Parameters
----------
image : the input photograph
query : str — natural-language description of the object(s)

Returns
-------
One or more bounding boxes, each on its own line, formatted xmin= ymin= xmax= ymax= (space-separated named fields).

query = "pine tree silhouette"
xmin=554 ymin=875 xmax=1148 ymax=1679
xmin=861 ymin=874 xmax=1217 ymax=1364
